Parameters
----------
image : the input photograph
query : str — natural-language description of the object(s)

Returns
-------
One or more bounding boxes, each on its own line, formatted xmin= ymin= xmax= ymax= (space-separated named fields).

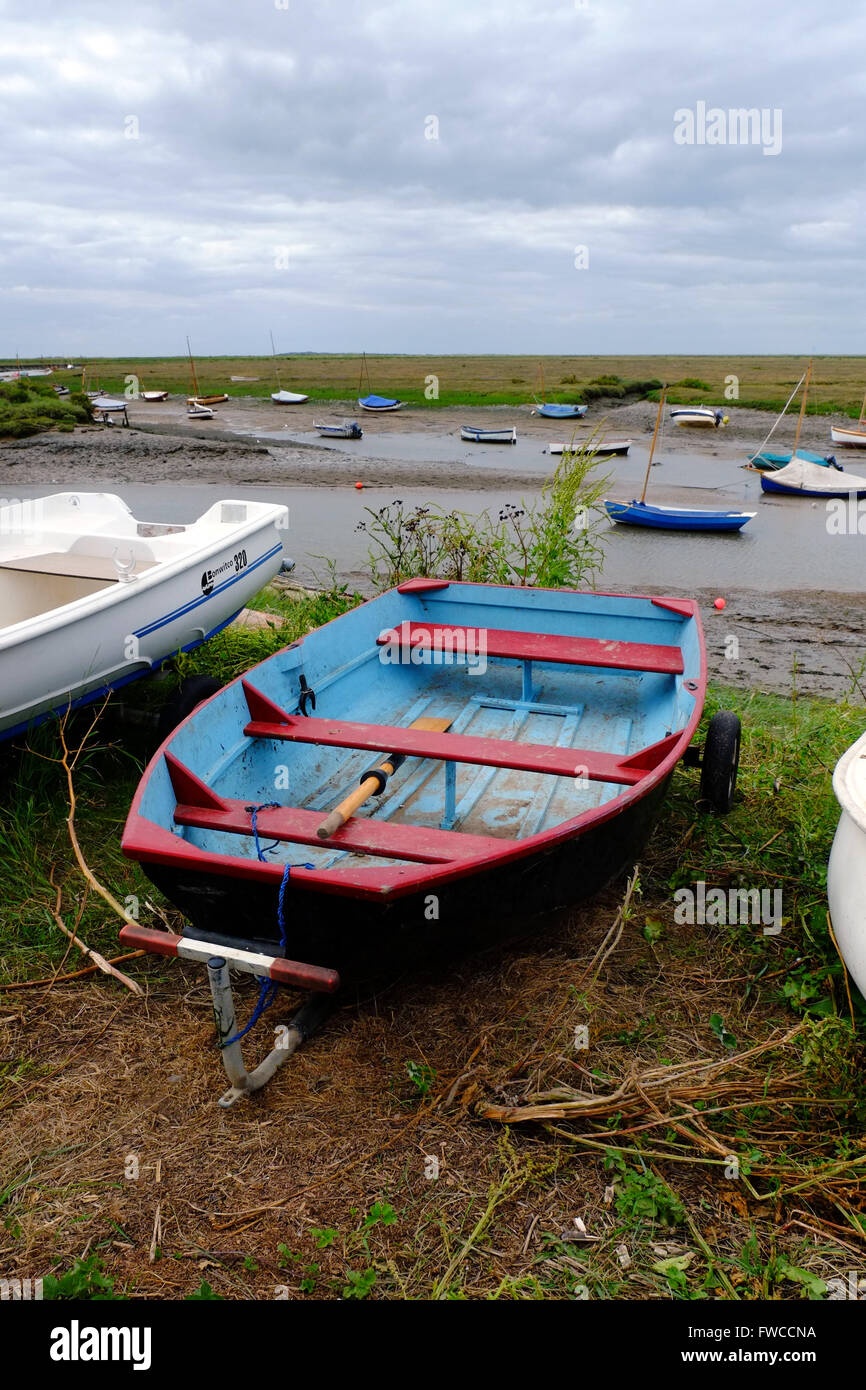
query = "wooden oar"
xmin=316 ymin=715 xmax=453 ymax=839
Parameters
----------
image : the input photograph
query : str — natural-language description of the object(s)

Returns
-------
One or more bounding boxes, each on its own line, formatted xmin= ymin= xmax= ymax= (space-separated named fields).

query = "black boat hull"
xmin=141 ymin=775 xmax=672 ymax=985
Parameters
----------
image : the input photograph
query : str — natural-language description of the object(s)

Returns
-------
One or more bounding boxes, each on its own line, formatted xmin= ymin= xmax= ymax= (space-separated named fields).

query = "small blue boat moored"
xmin=358 ymin=394 xmax=403 ymax=412
xmin=535 ymin=402 xmax=588 ymax=419
xmin=120 ymin=576 xmax=742 ymax=1103
xmin=604 ymin=499 xmax=755 ymax=533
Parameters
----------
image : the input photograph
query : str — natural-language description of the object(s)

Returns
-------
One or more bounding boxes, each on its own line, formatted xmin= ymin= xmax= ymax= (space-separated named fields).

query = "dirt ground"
xmin=2 ymin=879 xmax=860 ymax=1302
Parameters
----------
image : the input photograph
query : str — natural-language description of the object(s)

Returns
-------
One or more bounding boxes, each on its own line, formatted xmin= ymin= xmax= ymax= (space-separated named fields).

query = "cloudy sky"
xmin=1 ymin=0 xmax=863 ymax=356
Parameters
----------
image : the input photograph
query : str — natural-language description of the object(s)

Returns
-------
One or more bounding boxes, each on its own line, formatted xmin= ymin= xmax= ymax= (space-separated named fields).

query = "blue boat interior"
xmin=139 ymin=584 xmax=702 ymax=878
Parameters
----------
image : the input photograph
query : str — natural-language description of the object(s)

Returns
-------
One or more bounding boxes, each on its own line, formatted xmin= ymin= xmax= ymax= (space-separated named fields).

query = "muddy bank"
xmin=644 ymin=587 xmax=866 ymax=702
xmin=0 ymin=395 xmax=848 ymax=492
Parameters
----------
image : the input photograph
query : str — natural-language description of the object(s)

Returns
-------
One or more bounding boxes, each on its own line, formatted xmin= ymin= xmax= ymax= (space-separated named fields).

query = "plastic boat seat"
xmin=0 ymin=551 xmax=156 ymax=580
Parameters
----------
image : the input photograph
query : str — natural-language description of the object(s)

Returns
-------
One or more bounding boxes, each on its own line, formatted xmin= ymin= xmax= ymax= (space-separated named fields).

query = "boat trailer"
xmin=119 ymin=924 xmax=340 ymax=1107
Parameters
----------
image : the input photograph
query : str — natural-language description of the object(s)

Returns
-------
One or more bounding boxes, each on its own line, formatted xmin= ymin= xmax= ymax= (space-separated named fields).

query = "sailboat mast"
xmin=186 ymin=337 xmax=200 ymax=399
xmin=639 ymin=387 xmax=667 ymax=503
xmin=790 ymin=358 xmax=813 ymax=458
xmin=858 ymin=386 xmax=866 ymax=429
xmin=270 ymin=330 xmax=281 ymax=393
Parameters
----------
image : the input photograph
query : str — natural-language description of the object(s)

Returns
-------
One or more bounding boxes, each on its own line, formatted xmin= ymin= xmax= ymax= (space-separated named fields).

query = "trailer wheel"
xmin=157 ymin=675 xmax=223 ymax=742
xmin=699 ymin=711 xmax=741 ymax=814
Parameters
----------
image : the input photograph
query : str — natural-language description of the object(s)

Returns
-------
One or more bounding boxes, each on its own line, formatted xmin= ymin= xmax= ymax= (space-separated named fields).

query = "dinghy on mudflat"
xmin=359 ymin=394 xmax=403 ymax=412
xmin=760 ymin=455 xmax=866 ymax=498
xmin=670 ymin=407 xmax=726 ymax=428
xmin=549 ymin=438 xmax=631 ymax=457
xmin=461 ymin=425 xmax=517 ymax=444
xmin=604 ymin=500 xmax=754 ymax=533
xmin=0 ymin=493 xmax=287 ymax=742
xmin=535 ymin=403 xmax=588 ymax=419
xmin=830 ymin=423 xmax=866 ymax=448
xmin=314 ymin=419 xmax=363 ymax=439
xmin=748 ymin=448 xmax=835 ymax=471
xmin=604 ymin=388 xmax=753 ymax=533
xmin=272 ymin=389 xmax=310 ymax=405
xmin=119 ymin=577 xmax=743 ymax=1103
xmin=828 ymin=729 xmax=866 ymax=998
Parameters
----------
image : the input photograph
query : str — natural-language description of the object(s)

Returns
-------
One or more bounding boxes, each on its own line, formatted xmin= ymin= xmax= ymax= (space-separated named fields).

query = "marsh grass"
xmin=0 ymin=380 xmax=93 ymax=439
xmin=45 ymin=353 xmax=866 ymax=414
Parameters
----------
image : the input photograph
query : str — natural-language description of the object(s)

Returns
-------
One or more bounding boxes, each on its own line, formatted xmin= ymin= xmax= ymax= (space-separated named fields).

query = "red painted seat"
xmin=238 ymin=684 xmax=667 ymax=786
xmin=375 ymin=622 xmax=684 ymax=676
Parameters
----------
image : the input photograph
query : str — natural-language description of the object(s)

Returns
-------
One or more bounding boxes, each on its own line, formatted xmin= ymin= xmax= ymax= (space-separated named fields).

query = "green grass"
xmin=27 ymin=353 xmax=866 ymax=415
xmin=0 ymin=380 xmax=93 ymax=439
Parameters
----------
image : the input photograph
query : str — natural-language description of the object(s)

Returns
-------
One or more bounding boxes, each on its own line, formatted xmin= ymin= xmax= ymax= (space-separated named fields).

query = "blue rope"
xmin=217 ymin=803 xmax=315 ymax=1049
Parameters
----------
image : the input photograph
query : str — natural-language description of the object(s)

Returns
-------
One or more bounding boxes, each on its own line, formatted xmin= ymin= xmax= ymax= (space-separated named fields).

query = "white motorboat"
xmin=828 ymin=728 xmax=866 ymax=997
xmin=314 ymin=419 xmax=363 ymax=439
xmin=272 ymin=389 xmax=310 ymax=405
xmin=188 ymin=403 xmax=215 ymax=420
xmin=0 ymin=492 xmax=287 ymax=741
xmin=670 ymin=407 xmax=727 ymax=428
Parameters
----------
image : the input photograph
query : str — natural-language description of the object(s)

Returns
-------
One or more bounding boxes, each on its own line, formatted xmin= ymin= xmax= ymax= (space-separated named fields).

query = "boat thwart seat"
xmin=375 ymin=622 xmax=684 ymax=675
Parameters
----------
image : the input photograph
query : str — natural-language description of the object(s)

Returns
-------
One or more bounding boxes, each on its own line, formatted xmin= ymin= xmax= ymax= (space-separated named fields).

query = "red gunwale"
xmin=121 ymin=585 xmax=706 ymax=902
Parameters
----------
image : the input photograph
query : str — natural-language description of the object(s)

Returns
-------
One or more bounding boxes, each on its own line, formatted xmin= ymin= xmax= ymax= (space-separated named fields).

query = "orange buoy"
xmin=355 ymin=481 xmax=363 ymax=490
xmin=713 ymin=597 xmax=726 ymax=610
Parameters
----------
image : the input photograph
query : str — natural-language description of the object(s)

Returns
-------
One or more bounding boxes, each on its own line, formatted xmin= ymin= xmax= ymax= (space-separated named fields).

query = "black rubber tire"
xmin=157 ymin=675 xmax=223 ymax=742
xmin=699 ymin=711 xmax=741 ymax=814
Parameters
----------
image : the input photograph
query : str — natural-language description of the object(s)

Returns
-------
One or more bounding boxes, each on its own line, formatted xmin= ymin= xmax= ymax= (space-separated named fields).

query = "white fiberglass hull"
xmin=828 ymin=729 xmax=866 ymax=997
xmin=0 ymin=493 xmax=287 ymax=740
xmin=670 ymin=409 xmax=723 ymax=428
xmin=830 ymin=424 xmax=866 ymax=447
xmin=272 ymin=390 xmax=310 ymax=404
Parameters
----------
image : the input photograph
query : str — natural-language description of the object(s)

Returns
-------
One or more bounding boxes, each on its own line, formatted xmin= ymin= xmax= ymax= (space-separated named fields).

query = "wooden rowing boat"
xmin=121 ymin=579 xmax=739 ymax=982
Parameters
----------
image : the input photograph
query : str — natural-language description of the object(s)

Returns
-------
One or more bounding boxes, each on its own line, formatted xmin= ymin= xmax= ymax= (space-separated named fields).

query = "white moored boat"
xmin=828 ymin=728 xmax=866 ymax=997
xmin=670 ymin=407 xmax=727 ymax=428
xmin=461 ymin=425 xmax=517 ymax=444
xmin=0 ymin=493 xmax=288 ymax=741
xmin=272 ymin=389 xmax=309 ymax=405
xmin=831 ymin=423 xmax=866 ymax=447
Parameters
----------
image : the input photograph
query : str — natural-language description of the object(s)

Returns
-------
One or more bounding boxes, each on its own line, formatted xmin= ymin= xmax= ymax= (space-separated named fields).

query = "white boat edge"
xmin=828 ymin=728 xmax=866 ymax=997
xmin=0 ymin=492 xmax=288 ymax=739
